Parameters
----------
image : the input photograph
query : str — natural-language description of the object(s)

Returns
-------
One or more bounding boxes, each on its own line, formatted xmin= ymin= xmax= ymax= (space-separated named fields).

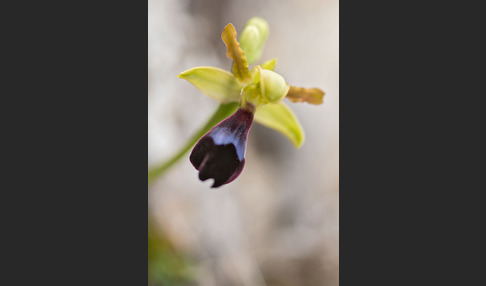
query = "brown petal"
xmin=286 ymin=86 xmax=325 ymax=105
xmin=221 ymin=23 xmax=252 ymax=84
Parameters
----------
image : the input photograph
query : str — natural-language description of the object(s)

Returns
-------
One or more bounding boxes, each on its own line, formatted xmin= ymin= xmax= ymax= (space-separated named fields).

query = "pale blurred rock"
xmin=148 ymin=0 xmax=338 ymax=285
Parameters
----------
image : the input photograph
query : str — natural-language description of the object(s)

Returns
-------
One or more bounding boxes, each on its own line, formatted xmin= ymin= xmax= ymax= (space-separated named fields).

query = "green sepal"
xmin=254 ymin=102 xmax=305 ymax=148
xmin=178 ymin=66 xmax=242 ymax=103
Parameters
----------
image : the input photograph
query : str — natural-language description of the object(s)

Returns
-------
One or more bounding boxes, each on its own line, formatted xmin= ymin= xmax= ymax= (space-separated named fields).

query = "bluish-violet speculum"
xmin=206 ymin=108 xmax=253 ymax=161
xmin=190 ymin=108 xmax=254 ymax=188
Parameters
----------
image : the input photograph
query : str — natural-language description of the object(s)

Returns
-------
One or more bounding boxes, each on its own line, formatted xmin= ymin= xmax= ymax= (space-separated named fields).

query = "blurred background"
xmin=148 ymin=0 xmax=338 ymax=285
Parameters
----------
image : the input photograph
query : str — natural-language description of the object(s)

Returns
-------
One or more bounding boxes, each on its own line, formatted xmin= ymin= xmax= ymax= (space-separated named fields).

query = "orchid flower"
xmin=178 ymin=17 xmax=325 ymax=188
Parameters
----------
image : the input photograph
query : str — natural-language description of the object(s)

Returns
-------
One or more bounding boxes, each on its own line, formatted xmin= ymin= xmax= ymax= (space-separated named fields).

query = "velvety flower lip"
xmin=190 ymin=108 xmax=254 ymax=188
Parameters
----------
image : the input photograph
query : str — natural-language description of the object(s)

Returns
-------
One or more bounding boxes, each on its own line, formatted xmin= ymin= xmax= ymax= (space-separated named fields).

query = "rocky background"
xmin=148 ymin=0 xmax=338 ymax=285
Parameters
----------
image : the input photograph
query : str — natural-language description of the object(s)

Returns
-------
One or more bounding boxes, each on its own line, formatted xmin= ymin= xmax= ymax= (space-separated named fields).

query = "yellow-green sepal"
xmin=238 ymin=17 xmax=269 ymax=65
xmin=254 ymin=102 xmax=305 ymax=148
xmin=178 ymin=66 xmax=243 ymax=103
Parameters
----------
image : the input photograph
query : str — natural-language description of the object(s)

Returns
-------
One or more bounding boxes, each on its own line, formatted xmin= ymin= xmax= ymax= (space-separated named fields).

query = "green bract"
xmin=260 ymin=58 xmax=277 ymax=71
xmin=178 ymin=18 xmax=325 ymax=148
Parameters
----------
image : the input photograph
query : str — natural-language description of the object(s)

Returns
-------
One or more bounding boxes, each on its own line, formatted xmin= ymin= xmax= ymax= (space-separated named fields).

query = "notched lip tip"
xmin=200 ymin=177 xmax=223 ymax=189
xmin=197 ymin=175 xmax=220 ymax=189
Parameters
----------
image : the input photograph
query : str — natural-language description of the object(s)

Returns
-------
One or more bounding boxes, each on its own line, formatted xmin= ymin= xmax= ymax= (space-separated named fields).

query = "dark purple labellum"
xmin=190 ymin=108 xmax=254 ymax=188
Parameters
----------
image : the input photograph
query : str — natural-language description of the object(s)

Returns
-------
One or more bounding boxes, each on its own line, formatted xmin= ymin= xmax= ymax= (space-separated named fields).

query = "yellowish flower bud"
xmin=239 ymin=17 xmax=269 ymax=65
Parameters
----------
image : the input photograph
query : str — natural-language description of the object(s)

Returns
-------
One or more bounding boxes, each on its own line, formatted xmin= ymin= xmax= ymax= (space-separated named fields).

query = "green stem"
xmin=148 ymin=102 xmax=239 ymax=184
